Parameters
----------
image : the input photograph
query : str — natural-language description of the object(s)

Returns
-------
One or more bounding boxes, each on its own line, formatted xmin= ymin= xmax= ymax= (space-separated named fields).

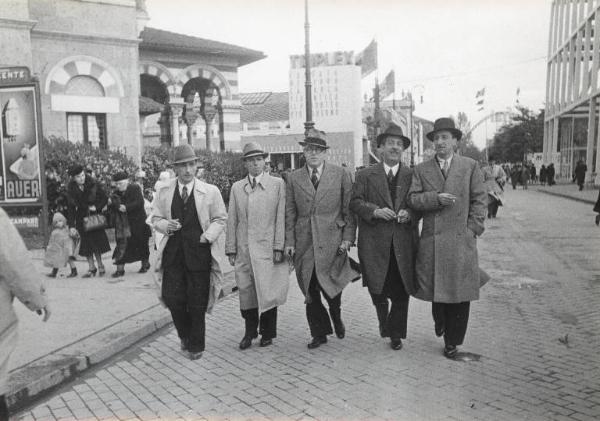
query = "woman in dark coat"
xmin=108 ymin=172 xmax=151 ymax=277
xmin=547 ymin=163 xmax=556 ymax=186
xmin=66 ymin=165 xmax=111 ymax=277
xmin=539 ymin=164 xmax=547 ymax=185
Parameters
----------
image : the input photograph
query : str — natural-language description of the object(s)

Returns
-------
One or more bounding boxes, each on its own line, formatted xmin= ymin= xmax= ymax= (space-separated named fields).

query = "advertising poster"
xmin=0 ymin=86 xmax=41 ymax=202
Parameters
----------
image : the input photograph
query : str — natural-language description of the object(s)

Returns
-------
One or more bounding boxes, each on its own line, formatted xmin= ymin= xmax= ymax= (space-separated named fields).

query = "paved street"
xmin=15 ymin=188 xmax=600 ymax=421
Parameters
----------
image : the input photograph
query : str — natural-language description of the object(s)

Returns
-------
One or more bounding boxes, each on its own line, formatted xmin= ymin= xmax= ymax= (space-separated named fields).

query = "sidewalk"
xmin=6 ymin=247 xmax=234 ymax=411
xmin=532 ymin=182 xmax=599 ymax=205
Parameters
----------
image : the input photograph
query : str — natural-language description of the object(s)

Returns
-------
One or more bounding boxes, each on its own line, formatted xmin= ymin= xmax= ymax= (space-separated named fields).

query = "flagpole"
xmin=304 ymin=0 xmax=314 ymax=137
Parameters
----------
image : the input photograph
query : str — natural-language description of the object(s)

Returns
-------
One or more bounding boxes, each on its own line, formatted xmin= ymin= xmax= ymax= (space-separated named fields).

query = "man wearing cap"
xmin=285 ymin=128 xmax=359 ymax=349
xmin=350 ymin=123 xmax=419 ymax=350
xmin=226 ymin=142 xmax=289 ymax=350
xmin=407 ymin=117 xmax=487 ymax=359
xmin=151 ymin=144 xmax=228 ymax=360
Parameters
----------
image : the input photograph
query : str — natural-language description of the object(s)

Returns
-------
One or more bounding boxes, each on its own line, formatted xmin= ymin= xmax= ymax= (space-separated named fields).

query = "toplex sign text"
xmin=290 ymin=51 xmax=355 ymax=69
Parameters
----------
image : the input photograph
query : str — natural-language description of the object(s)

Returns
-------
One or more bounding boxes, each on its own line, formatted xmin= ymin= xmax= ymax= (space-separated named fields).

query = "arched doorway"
xmin=180 ymin=77 xmax=224 ymax=151
xmin=140 ymin=73 xmax=170 ymax=145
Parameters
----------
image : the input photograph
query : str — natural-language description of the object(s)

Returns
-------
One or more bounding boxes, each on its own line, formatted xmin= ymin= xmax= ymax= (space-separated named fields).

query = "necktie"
xmin=387 ymin=169 xmax=394 ymax=185
xmin=388 ymin=169 xmax=396 ymax=202
xmin=311 ymin=168 xmax=319 ymax=189
xmin=441 ymin=160 xmax=449 ymax=178
xmin=181 ymin=185 xmax=188 ymax=203
xmin=251 ymin=177 xmax=256 ymax=189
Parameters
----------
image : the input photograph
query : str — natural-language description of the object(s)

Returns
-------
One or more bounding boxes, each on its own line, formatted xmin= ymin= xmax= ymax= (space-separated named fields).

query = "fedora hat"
xmin=426 ymin=117 xmax=463 ymax=141
xmin=299 ymin=128 xmax=330 ymax=149
xmin=376 ymin=123 xmax=411 ymax=148
xmin=171 ymin=144 xmax=200 ymax=165
xmin=242 ymin=142 xmax=269 ymax=160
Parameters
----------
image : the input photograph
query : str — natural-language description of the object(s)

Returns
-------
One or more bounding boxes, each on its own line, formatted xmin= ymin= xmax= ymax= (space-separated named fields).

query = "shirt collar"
xmin=308 ymin=162 xmax=324 ymax=178
xmin=248 ymin=172 xmax=264 ymax=185
xmin=178 ymin=179 xmax=195 ymax=195
xmin=383 ymin=162 xmax=400 ymax=177
xmin=436 ymin=153 xmax=454 ymax=167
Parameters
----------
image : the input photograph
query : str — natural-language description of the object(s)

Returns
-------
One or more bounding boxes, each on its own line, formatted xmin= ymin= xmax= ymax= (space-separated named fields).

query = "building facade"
xmin=544 ymin=0 xmax=600 ymax=183
xmin=0 ymin=0 xmax=264 ymax=162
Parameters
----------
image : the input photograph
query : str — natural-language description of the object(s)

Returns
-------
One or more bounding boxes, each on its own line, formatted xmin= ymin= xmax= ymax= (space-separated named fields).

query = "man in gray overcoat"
xmin=350 ymin=124 xmax=419 ymax=350
xmin=285 ymin=128 xmax=359 ymax=349
xmin=226 ymin=142 xmax=289 ymax=350
xmin=407 ymin=117 xmax=487 ymax=359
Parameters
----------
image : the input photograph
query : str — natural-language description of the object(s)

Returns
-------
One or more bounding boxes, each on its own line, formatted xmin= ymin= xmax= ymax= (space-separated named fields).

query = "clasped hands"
xmin=284 ymin=240 xmax=351 ymax=259
xmin=373 ymin=207 xmax=411 ymax=223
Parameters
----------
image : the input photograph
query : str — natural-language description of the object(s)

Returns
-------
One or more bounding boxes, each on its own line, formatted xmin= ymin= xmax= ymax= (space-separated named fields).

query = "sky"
xmin=145 ymin=0 xmax=551 ymax=149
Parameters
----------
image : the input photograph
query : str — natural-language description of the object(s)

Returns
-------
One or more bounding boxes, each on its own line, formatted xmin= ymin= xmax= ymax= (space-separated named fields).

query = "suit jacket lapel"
xmin=394 ymin=166 xmax=411 ymax=211
xmin=314 ymin=163 xmax=334 ymax=204
xmin=296 ymin=165 xmax=317 ymax=197
xmin=373 ymin=163 xmax=393 ymax=208
xmin=163 ymin=181 xmax=177 ymax=220
xmin=422 ymin=158 xmax=445 ymax=190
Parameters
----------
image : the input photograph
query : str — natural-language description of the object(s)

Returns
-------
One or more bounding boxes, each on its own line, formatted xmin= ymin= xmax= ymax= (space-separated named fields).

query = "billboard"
xmin=0 ymin=74 xmax=42 ymax=203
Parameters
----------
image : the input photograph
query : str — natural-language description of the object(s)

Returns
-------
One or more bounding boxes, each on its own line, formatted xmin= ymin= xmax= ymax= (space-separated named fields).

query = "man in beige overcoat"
xmin=408 ymin=117 xmax=487 ymax=359
xmin=0 ymin=207 xmax=50 ymax=421
xmin=285 ymin=128 xmax=359 ymax=349
xmin=226 ymin=142 xmax=289 ymax=350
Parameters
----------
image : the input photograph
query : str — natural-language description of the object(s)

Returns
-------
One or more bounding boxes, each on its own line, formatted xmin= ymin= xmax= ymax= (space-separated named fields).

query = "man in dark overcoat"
xmin=151 ymin=144 xmax=227 ymax=360
xmin=285 ymin=128 xmax=358 ymax=349
xmin=408 ymin=117 xmax=487 ymax=359
xmin=350 ymin=123 xmax=419 ymax=350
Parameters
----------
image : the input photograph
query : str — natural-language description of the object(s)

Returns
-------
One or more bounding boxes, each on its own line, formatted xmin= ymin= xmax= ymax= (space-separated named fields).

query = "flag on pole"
xmin=515 ymin=87 xmax=521 ymax=104
xmin=379 ymin=70 xmax=395 ymax=99
xmin=475 ymin=87 xmax=485 ymax=111
xmin=356 ymin=39 xmax=378 ymax=77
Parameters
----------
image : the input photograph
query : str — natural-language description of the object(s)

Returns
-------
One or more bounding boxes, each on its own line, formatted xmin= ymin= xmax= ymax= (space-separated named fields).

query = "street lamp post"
xmin=303 ymin=0 xmax=314 ymax=137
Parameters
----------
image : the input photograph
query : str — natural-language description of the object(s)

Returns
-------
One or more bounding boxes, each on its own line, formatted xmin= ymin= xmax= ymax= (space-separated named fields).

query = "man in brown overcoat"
xmin=408 ymin=118 xmax=487 ymax=359
xmin=285 ymin=128 xmax=359 ymax=349
xmin=350 ymin=123 xmax=419 ymax=350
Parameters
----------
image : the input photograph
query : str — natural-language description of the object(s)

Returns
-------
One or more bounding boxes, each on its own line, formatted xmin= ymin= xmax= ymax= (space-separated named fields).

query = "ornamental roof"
xmin=140 ymin=27 xmax=266 ymax=67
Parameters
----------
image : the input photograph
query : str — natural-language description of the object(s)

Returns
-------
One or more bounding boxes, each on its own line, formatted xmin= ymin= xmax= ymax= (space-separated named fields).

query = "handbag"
xmin=83 ymin=212 xmax=107 ymax=232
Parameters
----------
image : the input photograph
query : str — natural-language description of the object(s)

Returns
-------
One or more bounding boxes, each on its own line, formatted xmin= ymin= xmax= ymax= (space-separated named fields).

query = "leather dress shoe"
xmin=188 ymin=351 xmax=203 ymax=361
xmin=138 ymin=263 xmax=151 ymax=273
xmin=259 ymin=337 xmax=273 ymax=347
xmin=443 ymin=345 xmax=457 ymax=359
xmin=239 ymin=336 xmax=254 ymax=350
xmin=390 ymin=338 xmax=403 ymax=350
xmin=307 ymin=336 xmax=328 ymax=349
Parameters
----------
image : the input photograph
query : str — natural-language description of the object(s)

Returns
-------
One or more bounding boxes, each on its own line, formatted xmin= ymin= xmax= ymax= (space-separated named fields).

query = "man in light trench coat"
xmin=226 ymin=142 xmax=290 ymax=350
xmin=350 ymin=123 xmax=419 ymax=350
xmin=407 ymin=117 xmax=488 ymax=359
xmin=285 ymin=128 xmax=359 ymax=349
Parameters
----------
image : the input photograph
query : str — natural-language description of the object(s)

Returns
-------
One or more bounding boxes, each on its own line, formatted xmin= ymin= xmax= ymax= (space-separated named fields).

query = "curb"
xmin=534 ymin=189 xmax=597 ymax=205
xmin=6 ymin=304 xmax=172 ymax=412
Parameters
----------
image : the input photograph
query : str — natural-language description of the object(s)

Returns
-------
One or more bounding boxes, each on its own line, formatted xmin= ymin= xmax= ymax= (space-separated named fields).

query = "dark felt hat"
xmin=426 ymin=117 xmax=463 ymax=141
xmin=299 ymin=128 xmax=330 ymax=149
xmin=376 ymin=123 xmax=411 ymax=148
xmin=112 ymin=171 xmax=129 ymax=182
xmin=242 ymin=142 xmax=269 ymax=160
xmin=171 ymin=144 xmax=200 ymax=165
xmin=68 ymin=165 xmax=84 ymax=177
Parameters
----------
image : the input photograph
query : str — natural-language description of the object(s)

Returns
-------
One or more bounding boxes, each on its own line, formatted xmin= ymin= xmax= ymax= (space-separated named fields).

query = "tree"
xmin=488 ymin=106 xmax=544 ymax=163
xmin=454 ymin=112 xmax=484 ymax=161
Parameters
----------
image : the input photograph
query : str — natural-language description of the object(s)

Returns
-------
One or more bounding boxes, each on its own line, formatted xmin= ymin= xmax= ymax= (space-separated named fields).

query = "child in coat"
xmin=44 ymin=212 xmax=78 ymax=278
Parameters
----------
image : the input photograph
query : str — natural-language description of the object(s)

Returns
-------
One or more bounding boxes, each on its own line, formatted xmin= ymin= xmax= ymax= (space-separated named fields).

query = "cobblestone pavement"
xmin=16 ymin=189 xmax=600 ymax=421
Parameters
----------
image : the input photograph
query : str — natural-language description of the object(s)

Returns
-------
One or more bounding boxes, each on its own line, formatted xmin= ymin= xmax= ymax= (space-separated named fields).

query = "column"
xmin=586 ymin=98 xmax=596 ymax=183
xmin=170 ymin=100 xmax=184 ymax=147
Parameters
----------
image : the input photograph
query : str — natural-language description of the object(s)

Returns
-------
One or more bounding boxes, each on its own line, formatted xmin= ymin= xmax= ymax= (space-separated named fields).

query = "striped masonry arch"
xmin=177 ymin=64 xmax=232 ymax=100
xmin=45 ymin=55 xmax=124 ymax=97
xmin=139 ymin=61 xmax=178 ymax=98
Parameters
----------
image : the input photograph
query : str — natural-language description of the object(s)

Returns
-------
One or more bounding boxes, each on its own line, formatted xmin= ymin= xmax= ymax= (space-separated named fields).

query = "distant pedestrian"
xmin=226 ymin=142 xmax=289 ymax=350
xmin=151 ymin=144 xmax=228 ymax=360
xmin=520 ymin=164 xmax=530 ymax=189
xmin=350 ymin=123 xmax=419 ymax=351
xmin=285 ymin=128 xmax=359 ymax=349
xmin=547 ymin=163 xmax=556 ymax=186
xmin=108 ymin=172 xmax=151 ymax=278
xmin=510 ymin=165 xmax=521 ymax=189
xmin=408 ymin=117 xmax=488 ymax=359
xmin=530 ymin=164 xmax=537 ymax=184
xmin=44 ymin=212 xmax=78 ymax=278
xmin=66 ymin=165 xmax=110 ymax=277
xmin=539 ymin=164 xmax=547 ymax=186
xmin=594 ymin=189 xmax=600 ymax=226
xmin=483 ymin=169 xmax=503 ymax=218
xmin=0 ymin=207 xmax=51 ymax=421
xmin=574 ymin=160 xmax=587 ymax=191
